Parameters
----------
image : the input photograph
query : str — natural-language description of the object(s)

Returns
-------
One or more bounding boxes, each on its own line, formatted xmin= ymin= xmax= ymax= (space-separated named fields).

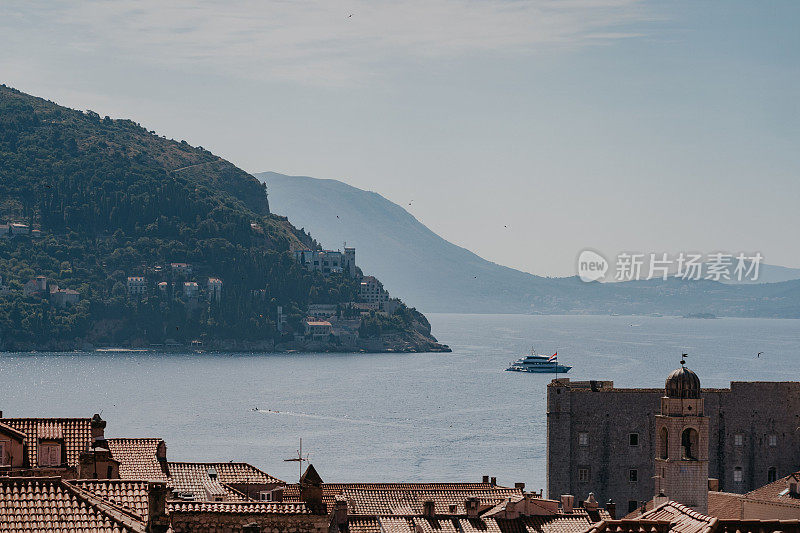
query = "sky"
xmin=1 ymin=1 xmax=798 ymax=277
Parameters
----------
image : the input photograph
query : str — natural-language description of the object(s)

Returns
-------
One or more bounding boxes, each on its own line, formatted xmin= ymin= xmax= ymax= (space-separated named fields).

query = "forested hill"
xmin=0 ymin=85 xmax=441 ymax=351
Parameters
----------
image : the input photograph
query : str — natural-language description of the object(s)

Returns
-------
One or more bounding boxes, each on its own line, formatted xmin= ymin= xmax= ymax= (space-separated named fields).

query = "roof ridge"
xmin=64 ymin=478 xmax=149 ymax=528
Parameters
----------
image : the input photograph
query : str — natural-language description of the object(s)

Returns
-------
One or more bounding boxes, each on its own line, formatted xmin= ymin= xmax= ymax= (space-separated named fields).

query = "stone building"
xmin=547 ymin=374 xmax=800 ymax=515
xmin=127 ymin=276 xmax=147 ymax=296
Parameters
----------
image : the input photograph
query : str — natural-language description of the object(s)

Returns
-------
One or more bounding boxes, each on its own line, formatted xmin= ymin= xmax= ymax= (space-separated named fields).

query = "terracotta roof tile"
xmin=2 ymin=418 xmax=92 ymax=468
xmin=0 ymin=420 xmax=27 ymax=441
xmin=0 ymin=477 xmax=145 ymax=532
xmin=168 ymin=500 xmax=312 ymax=514
xmin=347 ymin=514 xmax=601 ymax=533
xmin=107 ymin=438 xmax=170 ymax=482
xmin=707 ymin=492 xmax=745 ymax=519
xmin=639 ymin=501 xmax=717 ymax=533
xmin=68 ymin=479 xmax=152 ymax=522
xmin=167 ymin=462 xmax=282 ymax=500
xmin=337 ymin=488 xmax=524 ymax=515
xmin=744 ymin=472 xmax=800 ymax=506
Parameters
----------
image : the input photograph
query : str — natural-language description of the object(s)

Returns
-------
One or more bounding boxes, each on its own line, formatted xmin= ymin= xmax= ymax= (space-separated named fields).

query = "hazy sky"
xmin=2 ymin=1 xmax=798 ymax=276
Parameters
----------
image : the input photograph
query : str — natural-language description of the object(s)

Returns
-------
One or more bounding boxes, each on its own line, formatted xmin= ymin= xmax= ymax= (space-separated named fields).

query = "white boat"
xmin=506 ymin=348 xmax=571 ymax=373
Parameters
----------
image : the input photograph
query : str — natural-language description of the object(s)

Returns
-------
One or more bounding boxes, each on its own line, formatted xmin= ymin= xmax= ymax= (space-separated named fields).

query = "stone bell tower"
xmin=654 ymin=357 xmax=709 ymax=513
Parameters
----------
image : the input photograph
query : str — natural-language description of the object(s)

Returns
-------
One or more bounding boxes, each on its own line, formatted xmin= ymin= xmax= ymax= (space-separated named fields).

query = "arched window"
xmin=681 ymin=428 xmax=699 ymax=460
xmin=659 ymin=427 xmax=669 ymax=459
xmin=768 ymin=467 xmax=777 ymax=483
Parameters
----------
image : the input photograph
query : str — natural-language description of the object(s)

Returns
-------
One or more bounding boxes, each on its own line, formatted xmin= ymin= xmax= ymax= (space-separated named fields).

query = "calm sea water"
xmin=2 ymin=314 xmax=799 ymax=493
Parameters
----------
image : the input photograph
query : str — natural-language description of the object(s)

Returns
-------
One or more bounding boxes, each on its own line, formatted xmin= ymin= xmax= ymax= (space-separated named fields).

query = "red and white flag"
xmin=548 ymin=352 xmax=558 ymax=362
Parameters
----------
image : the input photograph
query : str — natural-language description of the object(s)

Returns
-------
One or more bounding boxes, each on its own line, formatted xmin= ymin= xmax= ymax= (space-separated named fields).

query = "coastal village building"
xmin=294 ymin=248 xmax=357 ymax=277
xmin=207 ymin=277 xmax=223 ymax=302
xmin=49 ymin=285 xmax=80 ymax=308
xmin=22 ymin=275 xmax=47 ymax=297
xmin=170 ymin=262 xmax=193 ymax=276
xmin=183 ymin=281 xmax=198 ymax=299
xmin=127 ymin=276 xmax=147 ymax=296
xmin=360 ymin=276 xmax=390 ymax=307
xmin=547 ymin=368 xmax=800 ymax=515
xmin=303 ymin=319 xmax=333 ymax=340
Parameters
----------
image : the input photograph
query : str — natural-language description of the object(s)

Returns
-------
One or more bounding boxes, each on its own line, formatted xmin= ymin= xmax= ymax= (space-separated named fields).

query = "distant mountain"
xmin=259 ymin=172 xmax=800 ymax=317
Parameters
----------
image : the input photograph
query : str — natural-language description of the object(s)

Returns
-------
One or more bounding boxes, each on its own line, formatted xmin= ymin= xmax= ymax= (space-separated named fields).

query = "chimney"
xmin=654 ymin=491 xmax=669 ymax=509
xmin=465 ymin=497 xmax=480 ymax=518
xmin=791 ymin=482 xmax=800 ymax=498
xmin=490 ymin=477 xmax=497 ymax=486
xmin=147 ymin=482 xmax=170 ymax=533
xmin=606 ymin=500 xmax=616 ymax=520
xmin=90 ymin=414 xmax=106 ymax=444
xmin=300 ymin=464 xmax=325 ymax=513
xmin=561 ymin=495 xmax=574 ymax=514
xmin=271 ymin=486 xmax=284 ymax=502
xmin=423 ymin=500 xmax=435 ymax=518
xmin=482 ymin=475 xmax=489 ymax=484
xmin=515 ymin=482 xmax=525 ymax=491
xmin=334 ymin=497 xmax=348 ymax=526
xmin=584 ymin=493 xmax=598 ymax=512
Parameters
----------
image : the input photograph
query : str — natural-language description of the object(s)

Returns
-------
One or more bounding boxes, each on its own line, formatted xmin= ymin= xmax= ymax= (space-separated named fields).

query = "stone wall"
xmin=547 ymin=379 xmax=800 ymax=512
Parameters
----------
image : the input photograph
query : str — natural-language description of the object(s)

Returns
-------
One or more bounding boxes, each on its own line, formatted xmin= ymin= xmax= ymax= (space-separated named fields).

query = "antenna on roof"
xmin=283 ymin=437 xmax=310 ymax=482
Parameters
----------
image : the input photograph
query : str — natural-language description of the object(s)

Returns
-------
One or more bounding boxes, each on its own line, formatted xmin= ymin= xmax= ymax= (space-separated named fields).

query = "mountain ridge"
xmin=259 ymin=171 xmax=800 ymax=317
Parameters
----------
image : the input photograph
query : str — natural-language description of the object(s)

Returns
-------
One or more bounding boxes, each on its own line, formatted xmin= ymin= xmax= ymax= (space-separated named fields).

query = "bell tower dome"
xmin=654 ymin=356 xmax=709 ymax=513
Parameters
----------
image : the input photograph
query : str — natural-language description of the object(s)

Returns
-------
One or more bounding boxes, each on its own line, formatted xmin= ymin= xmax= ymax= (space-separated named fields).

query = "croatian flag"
xmin=548 ymin=353 xmax=558 ymax=362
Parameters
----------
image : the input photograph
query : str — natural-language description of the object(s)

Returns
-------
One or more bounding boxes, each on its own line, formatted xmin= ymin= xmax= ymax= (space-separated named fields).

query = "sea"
xmin=2 ymin=313 xmax=799 ymax=493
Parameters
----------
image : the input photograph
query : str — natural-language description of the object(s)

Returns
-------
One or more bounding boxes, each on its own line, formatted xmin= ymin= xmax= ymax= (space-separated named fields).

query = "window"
xmin=578 ymin=467 xmax=590 ymax=483
xmin=39 ymin=443 xmax=61 ymax=466
xmin=0 ymin=442 xmax=7 ymax=465
xmin=629 ymin=433 xmax=639 ymax=446
xmin=734 ymin=434 xmax=743 ymax=446
xmin=768 ymin=467 xmax=777 ymax=483
xmin=628 ymin=501 xmax=639 ymax=514
xmin=629 ymin=469 xmax=638 ymax=483
xmin=681 ymin=428 xmax=699 ymax=460
xmin=659 ymin=427 xmax=669 ymax=459
xmin=578 ymin=432 xmax=589 ymax=447
xmin=769 ymin=434 xmax=777 ymax=447
xmin=734 ymin=467 xmax=743 ymax=483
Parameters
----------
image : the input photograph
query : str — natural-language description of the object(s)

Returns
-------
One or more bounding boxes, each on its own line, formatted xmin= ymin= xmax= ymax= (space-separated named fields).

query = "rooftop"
xmin=0 ymin=477 xmax=145 ymax=533
xmin=1 ymin=417 xmax=94 ymax=468
xmin=107 ymin=438 xmax=170 ymax=482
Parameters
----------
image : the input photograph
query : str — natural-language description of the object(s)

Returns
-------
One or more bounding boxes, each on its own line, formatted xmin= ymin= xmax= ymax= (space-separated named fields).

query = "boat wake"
xmin=252 ymin=408 xmax=416 ymax=429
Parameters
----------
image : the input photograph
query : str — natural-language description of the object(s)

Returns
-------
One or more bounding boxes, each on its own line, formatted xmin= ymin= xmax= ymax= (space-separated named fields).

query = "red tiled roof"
xmin=744 ymin=472 xmax=800 ymax=506
xmin=168 ymin=500 xmax=312 ymax=514
xmin=708 ymin=492 xmax=745 ymax=519
xmin=285 ymin=482 xmax=523 ymax=511
xmin=338 ymin=488 xmax=524 ymax=515
xmin=0 ymin=420 xmax=27 ymax=441
xmin=584 ymin=519 xmax=673 ymax=533
xmin=0 ymin=477 xmax=145 ymax=532
xmin=167 ymin=462 xmax=282 ymax=500
xmin=107 ymin=438 xmax=170 ymax=482
xmin=68 ymin=479 xmax=152 ymax=522
xmin=640 ymin=501 xmax=717 ymax=533
xmin=2 ymin=418 xmax=92 ymax=468
xmin=345 ymin=514 xmax=603 ymax=533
